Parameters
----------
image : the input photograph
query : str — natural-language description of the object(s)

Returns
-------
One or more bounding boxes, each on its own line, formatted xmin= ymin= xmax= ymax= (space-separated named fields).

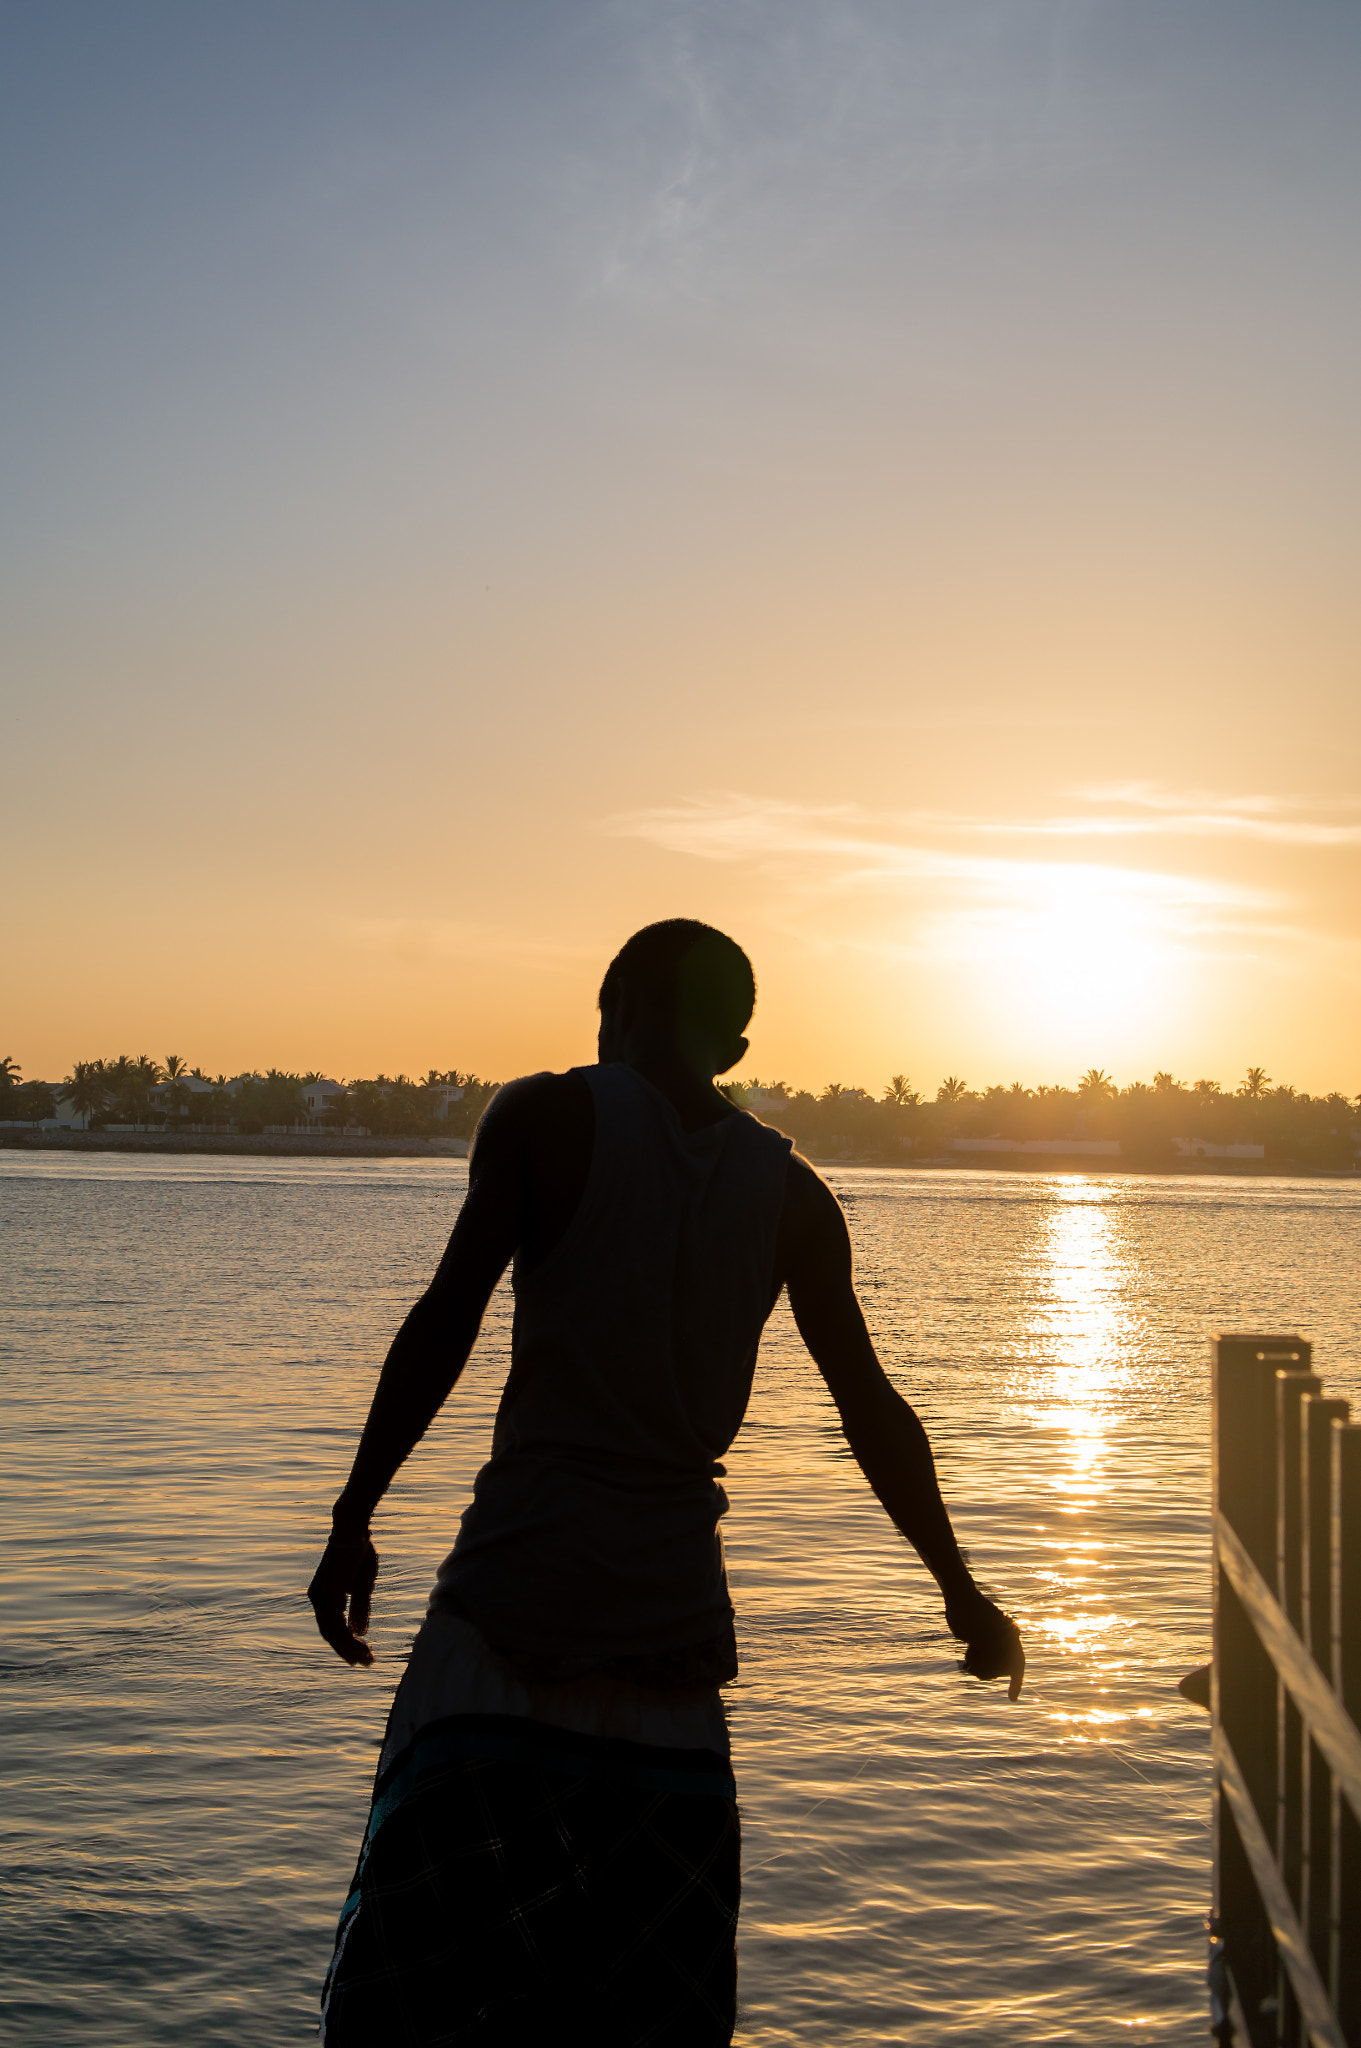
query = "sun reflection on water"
xmin=1020 ymin=1180 xmax=1138 ymax=1701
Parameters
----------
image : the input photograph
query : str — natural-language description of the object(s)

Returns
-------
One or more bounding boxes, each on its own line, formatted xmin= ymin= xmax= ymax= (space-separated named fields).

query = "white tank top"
xmin=433 ymin=1063 xmax=792 ymax=1664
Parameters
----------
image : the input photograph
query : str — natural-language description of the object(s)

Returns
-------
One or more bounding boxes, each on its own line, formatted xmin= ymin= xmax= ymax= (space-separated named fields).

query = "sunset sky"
xmin=5 ymin=2 xmax=1359 ymax=1096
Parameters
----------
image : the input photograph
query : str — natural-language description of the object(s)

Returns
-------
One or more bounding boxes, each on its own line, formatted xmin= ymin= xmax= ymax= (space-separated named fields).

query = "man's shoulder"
xmin=766 ymin=1149 xmax=855 ymax=1303
xmin=487 ymin=1068 xmax=585 ymax=1113
xmin=783 ymin=1146 xmax=837 ymax=1209
xmin=472 ymin=1068 xmax=591 ymax=1159
xmin=777 ymin=1148 xmax=849 ymax=1253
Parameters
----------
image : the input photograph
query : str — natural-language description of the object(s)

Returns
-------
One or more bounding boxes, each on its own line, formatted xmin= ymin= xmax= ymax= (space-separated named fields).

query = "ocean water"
xmin=4 ymin=1152 xmax=1361 ymax=2046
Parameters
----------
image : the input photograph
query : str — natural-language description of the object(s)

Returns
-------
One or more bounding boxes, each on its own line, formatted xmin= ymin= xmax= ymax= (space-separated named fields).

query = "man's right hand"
xmin=945 ymin=1587 xmax=1026 ymax=1701
xmin=307 ymin=1528 xmax=379 ymax=1667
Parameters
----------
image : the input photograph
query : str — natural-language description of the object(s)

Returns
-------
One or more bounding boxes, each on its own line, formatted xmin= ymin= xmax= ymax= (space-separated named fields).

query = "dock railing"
xmin=1211 ymin=1334 xmax=1361 ymax=2045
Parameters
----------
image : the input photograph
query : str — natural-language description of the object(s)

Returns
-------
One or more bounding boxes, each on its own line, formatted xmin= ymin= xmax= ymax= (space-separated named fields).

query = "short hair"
xmin=599 ymin=920 xmax=756 ymax=1042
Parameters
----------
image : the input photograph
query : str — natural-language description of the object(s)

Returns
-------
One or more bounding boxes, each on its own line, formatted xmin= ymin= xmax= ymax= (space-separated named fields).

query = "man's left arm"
xmin=781 ymin=1159 xmax=1025 ymax=1700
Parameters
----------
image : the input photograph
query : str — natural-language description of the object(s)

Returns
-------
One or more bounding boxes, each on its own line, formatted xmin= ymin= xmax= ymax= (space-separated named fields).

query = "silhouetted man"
xmin=309 ymin=918 xmax=1023 ymax=2046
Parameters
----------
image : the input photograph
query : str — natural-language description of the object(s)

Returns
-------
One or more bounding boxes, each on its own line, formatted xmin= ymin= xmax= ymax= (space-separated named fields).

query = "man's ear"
xmin=715 ymin=1034 xmax=749 ymax=1076
xmin=604 ymin=984 xmax=642 ymax=1049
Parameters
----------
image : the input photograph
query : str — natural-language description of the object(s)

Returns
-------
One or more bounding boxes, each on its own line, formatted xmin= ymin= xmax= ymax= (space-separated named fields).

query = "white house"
xmin=52 ymin=1089 xmax=89 ymax=1129
xmin=302 ymin=1078 xmax=347 ymax=1121
xmin=1172 ymin=1139 xmax=1265 ymax=1160
xmin=0 ymin=1082 xmax=66 ymax=1131
xmin=148 ymin=1076 xmax=218 ymax=1119
xmin=952 ymin=1137 xmax=1122 ymax=1157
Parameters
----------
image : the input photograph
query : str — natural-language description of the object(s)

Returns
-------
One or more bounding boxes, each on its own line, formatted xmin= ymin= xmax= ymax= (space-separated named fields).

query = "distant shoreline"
xmin=884 ymin=1154 xmax=1358 ymax=1179
xmin=1 ymin=1128 xmax=1356 ymax=1177
xmin=0 ymin=1130 xmax=469 ymax=1160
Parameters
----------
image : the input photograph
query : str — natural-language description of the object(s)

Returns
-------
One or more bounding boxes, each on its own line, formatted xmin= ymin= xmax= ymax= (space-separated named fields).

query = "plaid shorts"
xmin=321 ymin=1713 xmax=740 ymax=2047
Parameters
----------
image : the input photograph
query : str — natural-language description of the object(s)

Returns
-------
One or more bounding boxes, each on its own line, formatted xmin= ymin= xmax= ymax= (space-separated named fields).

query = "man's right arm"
xmin=307 ymin=1078 xmax=538 ymax=1665
xmin=778 ymin=1155 xmax=1025 ymax=1700
xmin=327 ymin=1085 xmax=530 ymax=1536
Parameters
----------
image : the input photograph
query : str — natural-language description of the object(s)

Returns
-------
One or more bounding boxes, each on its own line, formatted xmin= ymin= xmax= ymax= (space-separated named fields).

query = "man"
xmin=309 ymin=918 xmax=1023 ymax=2046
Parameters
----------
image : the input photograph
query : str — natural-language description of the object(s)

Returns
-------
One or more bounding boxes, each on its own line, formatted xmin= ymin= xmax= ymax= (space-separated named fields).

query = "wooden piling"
xmin=1278 ymin=1368 xmax=1322 ymax=2042
xmin=1210 ymin=1334 xmax=1361 ymax=2047
xmin=1302 ymin=1396 xmax=1350 ymax=1988
xmin=1333 ymin=1421 xmax=1361 ymax=2041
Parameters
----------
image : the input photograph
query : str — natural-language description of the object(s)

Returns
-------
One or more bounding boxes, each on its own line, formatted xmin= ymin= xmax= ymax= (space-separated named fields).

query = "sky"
xmin=3 ymin=0 xmax=1359 ymax=1096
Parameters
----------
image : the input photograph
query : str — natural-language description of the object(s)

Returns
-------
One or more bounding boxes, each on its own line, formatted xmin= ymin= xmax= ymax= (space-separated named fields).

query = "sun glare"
xmin=1018 ymin=1188 xmax=1136 ymax=1671
xmin=926 ymin=861 xmax=1190 ymax=1061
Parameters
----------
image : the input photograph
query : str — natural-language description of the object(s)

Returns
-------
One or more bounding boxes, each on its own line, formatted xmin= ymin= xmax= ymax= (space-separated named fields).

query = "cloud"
xmin=340 ymin=918 xmax=593 ymax=967
xmin=990 ymin=783 xmax=1361 ymax=846
xmin=604 ymin=790 xmax=1280 ymax=948
xmin=607 ymin=789 xmax=1268 ymax=891
xmin=610 ymin=783 xmax=1361 ymax=865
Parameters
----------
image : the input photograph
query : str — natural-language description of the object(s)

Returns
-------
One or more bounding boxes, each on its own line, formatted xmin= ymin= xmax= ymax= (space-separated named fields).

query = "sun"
xmin=925 ymin=859 xmax=1192 ymax=1069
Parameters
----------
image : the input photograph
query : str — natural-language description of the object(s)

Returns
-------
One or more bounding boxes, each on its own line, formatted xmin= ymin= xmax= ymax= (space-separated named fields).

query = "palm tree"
xmin=106 ymin=1055 xmax=136 ymax=1124
xmin=883 ymin=1074 xmax=919 ymax=1107
xmin=1078 ymin=1068 xmax=1116 ymax=1101
xmin=1153 ymin=1071 xmax=1179 ymax=1094
xmin=0 ymin=1055 xmax=20 ymax=1096
xmin=205 ymin=1075 xmax=232 ymax=1131
xmin=1239 ymin=1067 xmax=1270 ymax=1100
xmin=62 ymin=1060 xmax=108 ymax=1129
xmin=935 ymin=1076 xmax=969 ymax=1105
xmin=163 ymin=1053 xmax=191 ymax=1125
xmin=259 ymin=1069 xmax=307 ymax=1129
xmin=125 ymin=1055 xmax=164 ymax=1129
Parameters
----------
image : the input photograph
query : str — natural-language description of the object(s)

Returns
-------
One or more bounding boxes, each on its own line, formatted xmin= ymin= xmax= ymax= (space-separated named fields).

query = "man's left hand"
xmin=945 ymin=1588 xmax=1025 ymax=1701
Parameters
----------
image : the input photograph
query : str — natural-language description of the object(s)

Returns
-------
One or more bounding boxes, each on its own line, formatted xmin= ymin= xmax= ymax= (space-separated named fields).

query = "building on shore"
xmin=949 ymin=1136 xmax=1266 ymax=1161
xmin=300 ymin=1078 xmax=347 ymax=1122
xmin=1170 ymin=1138 xmax=1266 ymax=1160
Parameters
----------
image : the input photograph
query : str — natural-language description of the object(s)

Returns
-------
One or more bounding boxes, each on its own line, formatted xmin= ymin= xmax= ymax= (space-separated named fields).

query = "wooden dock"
xmin=1210 ymin=1334 xmax=1361 ymax=2044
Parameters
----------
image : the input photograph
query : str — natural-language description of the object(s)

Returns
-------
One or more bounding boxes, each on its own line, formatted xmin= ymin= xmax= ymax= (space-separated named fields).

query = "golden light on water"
xmin=1025 ymin=1184 xmax=1132 ymax=1679
xmin=1035 ymin=1186 xmax=1130 ymax=1482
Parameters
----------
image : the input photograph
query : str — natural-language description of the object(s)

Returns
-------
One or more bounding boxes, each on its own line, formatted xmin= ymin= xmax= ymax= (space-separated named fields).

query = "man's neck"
xmin=620 ymin=1053 xmax=735 ymax=1133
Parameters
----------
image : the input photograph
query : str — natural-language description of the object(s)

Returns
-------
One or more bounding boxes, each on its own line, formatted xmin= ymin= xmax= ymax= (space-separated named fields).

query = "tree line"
xmin=0 ymin=1055 xmax=499 ymax=1139
xmin=3 ymin=1054 xmax=1357 ymax=1169
xmin=722 ymin=1066 xmax=1361 ymax=1172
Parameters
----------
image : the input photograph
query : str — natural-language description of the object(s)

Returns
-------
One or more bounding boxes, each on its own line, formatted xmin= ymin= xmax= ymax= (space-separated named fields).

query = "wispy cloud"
xmin=988 ymin=783 xmax=1361 ymax=846
xmin=609 ymin=783 xmax=1361 ymax=862
xmin=604 ymin=790 xmax=1280 ymax=942
xmin=340 ymin=918 xmax=594 ymax=967
xmin=584 ymin=4 xmax=1151 ymax=314
xmin=1085 ymin=783 xmax=1298 ymax=816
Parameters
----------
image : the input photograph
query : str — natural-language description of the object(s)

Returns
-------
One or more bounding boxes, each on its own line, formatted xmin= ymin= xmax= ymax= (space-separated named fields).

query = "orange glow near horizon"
xmin=3 ymin=11 xmax=1359 ymax=1095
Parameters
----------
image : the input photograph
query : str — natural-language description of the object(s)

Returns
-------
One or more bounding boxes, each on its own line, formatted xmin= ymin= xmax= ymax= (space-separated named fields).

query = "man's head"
xmin=598 ymin=920 xmax=755 ymax=1080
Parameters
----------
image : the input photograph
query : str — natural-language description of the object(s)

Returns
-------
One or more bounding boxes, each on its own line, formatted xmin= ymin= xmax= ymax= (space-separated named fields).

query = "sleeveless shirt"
xmin=431 ymin=1062 xmax=793 ymax=1669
